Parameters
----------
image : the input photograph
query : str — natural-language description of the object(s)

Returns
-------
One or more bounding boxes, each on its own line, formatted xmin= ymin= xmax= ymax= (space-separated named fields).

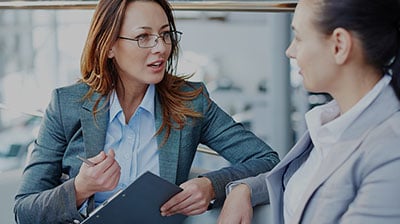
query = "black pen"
xmin=76 ymin=155 xmax=95 ymax=167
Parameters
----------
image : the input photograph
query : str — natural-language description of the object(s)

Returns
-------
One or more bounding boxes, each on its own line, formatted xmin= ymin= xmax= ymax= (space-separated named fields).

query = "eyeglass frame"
xmin=118 ymin=30 xmax=183 ymax=49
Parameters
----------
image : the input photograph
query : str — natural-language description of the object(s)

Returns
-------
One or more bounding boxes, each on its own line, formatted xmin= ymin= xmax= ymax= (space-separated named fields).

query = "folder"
xmin=81 ymin=171 xmax=187 ymax=224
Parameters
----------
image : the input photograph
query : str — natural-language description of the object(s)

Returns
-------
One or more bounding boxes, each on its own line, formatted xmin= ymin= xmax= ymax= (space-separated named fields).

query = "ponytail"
xmin=389 ymin=23 xmax=400 ymax=100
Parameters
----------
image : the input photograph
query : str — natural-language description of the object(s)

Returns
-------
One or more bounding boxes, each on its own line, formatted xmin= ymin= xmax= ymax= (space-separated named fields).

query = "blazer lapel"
xmin=266 ymin=132 xmax=312 ymax=224
xmin=291 ymin=138 xmax=362 ymax=223
xmin=292 ymin=85 xmax=400 ymax=223
xmin=80 ymin=92 xmax=108 ymax=158
xmin=155 ymin=93 xmax=181 ymax=183
xmin=272 ymin=131 xmax=313 ymax=173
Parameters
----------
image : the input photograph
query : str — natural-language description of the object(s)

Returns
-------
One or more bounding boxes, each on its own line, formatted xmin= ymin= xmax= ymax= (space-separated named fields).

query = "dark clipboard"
xmin=81 ymin=171 xmax=187 ymax=224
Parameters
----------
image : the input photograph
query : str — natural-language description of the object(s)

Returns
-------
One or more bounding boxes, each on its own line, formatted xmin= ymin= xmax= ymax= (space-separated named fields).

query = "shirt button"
xmin=73 ymin=220 xmax=81 ymax=224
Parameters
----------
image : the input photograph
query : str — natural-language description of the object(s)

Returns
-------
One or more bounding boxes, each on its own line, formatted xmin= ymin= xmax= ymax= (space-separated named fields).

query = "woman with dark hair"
xmin=13 ymin=0 xmax=279 ymax=223
xmin=218 ymin=0 xmax=400 ymax=223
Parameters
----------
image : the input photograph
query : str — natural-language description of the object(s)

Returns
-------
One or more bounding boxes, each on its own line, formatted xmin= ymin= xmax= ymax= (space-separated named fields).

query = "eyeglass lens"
xmin=138 ymin=31 xmax=181 ymax=48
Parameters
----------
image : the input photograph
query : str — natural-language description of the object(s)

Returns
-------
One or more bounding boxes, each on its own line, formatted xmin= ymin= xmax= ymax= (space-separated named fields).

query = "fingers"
xmin=171 ymin=200 xmax=208 ymax=216
xmin=107 ymin=148 xmax=116 ymax=158
xmin=91 ymin=150 xmax=115 ymax=170
xmin=74 ymin=149 xmax=120 ymax=207
xmin=86 ymin=150 xmax=118 ymax=174
xmin=169 ymin=191 xmax=209 ymax=215
xmin=91 ymin=149 xmax=120 ymax=189
xmin=161 ymin=191 xmax=208 ymax=216
xmin=100 ymin=152 xmax=121 ymax=190
xmin=160 ymin=191 xmax=190 ymax=216
xmin=160 ymin=178 xmax=214 ymax=216
xmin=76 ymin=150 xmax=121 ymax=192
xmin=89 ymin=151 xmax=107 ymax=164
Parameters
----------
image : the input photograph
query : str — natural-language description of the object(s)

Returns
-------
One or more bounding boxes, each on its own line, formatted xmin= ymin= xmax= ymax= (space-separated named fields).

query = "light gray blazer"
xmin=241 ymin=84 xmax=400 ymax=224
xmin=14 ymin=82 xmax=279 ymax=224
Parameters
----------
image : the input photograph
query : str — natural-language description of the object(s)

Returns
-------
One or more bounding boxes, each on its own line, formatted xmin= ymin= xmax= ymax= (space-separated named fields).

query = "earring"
xmin=108 ymin=49 xmax=114 ymax=58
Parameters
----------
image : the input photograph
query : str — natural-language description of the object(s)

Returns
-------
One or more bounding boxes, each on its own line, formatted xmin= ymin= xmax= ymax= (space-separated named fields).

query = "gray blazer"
xmin=241 ymin=84 xmax=400 ymax=224
xmin=14 ymin=82 xmax=279 ymax=224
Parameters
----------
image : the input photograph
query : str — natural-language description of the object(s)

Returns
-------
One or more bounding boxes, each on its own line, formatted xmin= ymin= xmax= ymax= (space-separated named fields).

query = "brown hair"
xmin=80 ymin=0 xmax=203 ymax=143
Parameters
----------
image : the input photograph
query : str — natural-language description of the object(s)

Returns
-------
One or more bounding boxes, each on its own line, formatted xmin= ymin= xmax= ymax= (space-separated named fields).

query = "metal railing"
xmin=0 ymin=1 xmax=296 ymax=12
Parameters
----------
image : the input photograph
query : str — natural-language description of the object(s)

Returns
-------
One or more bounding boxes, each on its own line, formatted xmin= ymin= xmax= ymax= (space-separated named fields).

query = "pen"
xmin=76 ymin=155 xmax=96 ymax=167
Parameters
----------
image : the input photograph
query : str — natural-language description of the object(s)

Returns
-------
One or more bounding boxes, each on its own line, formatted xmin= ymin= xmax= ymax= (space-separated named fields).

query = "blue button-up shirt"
xmin=94 ymin=84 xmax=159 ymax=206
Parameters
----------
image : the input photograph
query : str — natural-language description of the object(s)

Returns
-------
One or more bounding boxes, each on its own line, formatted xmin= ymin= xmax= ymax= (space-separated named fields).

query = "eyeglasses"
xmin=118 ymin=31 xmax=182 ymax=48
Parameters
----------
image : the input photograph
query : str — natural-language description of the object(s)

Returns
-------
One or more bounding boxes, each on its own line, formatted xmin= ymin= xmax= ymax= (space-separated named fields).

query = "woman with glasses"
xmin=14 ymin=0 xmax=279 ymax=223
xmin=218 ymin=0 xmax=400 ymax=223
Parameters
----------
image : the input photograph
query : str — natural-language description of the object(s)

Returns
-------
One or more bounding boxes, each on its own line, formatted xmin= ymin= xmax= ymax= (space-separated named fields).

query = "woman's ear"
xmin=331 ymin=27 xmax=352 ymax=65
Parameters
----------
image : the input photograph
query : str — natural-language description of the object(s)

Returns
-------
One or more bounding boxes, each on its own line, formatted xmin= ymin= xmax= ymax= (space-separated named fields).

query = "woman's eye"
xmin=160 ymin=31 xmax=171 ymax=37
xmin=136 ymin=34 xmax=150 ymax=41
xmin=161 ymin=31 xmax=173 ymax=41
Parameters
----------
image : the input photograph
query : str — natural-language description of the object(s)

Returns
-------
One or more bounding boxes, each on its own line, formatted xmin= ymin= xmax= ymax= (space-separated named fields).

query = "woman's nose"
xmin=285 ymin=41 xmax=295 ymax=59
xmin=151 ymin=38 xmax=168 ymax=53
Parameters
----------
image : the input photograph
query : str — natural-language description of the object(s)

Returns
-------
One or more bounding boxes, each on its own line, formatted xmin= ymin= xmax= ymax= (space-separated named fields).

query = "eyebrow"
xmin=134 ymin=24 xmax=170 ymax=31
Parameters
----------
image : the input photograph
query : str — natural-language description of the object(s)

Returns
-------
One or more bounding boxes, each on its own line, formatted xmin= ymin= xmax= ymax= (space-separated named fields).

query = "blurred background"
xmin=0 ymin=1 xmax=332 ymax=223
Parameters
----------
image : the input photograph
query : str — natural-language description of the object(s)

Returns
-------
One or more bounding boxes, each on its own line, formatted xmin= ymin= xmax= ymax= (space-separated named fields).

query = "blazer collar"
xmin=264 ymin=131 xmax=313 ymax=223
xmin=80 ymin=91 xmax=108 ymax=158
xmin=270 ymin=131 xmax=312 ymax=173
xmin=291 ymin=85 xmax=400 ymax=222
xmin=155 ymin=93 xmax=181 ymax=183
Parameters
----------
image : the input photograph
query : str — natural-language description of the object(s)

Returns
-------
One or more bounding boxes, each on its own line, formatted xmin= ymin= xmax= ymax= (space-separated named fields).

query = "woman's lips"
xmin=148 ymin=60 xmax=165 ymax=73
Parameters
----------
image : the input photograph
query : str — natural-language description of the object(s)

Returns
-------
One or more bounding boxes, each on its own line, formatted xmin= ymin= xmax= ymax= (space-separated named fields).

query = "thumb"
xmin=89 ymin=151 xmax=106 ymax=164
xmin=107 ymin=149 xmax=116 ymax=158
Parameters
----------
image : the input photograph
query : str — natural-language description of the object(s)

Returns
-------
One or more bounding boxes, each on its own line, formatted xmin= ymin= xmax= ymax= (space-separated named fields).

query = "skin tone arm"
xmin=217 ymin=184 xmax=253 ymax=224
xmin=160 ymin=177 xmax=216 ymax=216
xmin=74 ymin=149 xmax=121 ymax=207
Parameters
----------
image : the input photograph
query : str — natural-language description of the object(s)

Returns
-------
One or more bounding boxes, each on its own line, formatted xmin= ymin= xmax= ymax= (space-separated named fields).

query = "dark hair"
xmin=313 ymin=0 xmax=400 ymax=99
xmin=80 ymin=0 xmax=203 ymax=143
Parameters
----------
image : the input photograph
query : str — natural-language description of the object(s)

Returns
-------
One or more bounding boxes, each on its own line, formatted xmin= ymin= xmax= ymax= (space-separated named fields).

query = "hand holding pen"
xmin=74 ymin=149 xmax=121 ymax=207
xmin=76 ymin=155 xmax=96 ymax=167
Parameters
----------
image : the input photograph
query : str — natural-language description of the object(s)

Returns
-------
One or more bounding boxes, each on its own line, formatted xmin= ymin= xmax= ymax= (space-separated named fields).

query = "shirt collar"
xmin=109 ymin=84 xmax=155 ymax=123
xmin=306 ymin=75 xmax=391 ymax=149
xmin=140 ymin=84 xmax=155 ymax=116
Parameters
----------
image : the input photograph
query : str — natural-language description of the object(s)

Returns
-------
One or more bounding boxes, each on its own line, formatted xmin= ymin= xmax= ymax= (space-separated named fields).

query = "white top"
xmin=283 ymin=75 xmax=391 ymax=223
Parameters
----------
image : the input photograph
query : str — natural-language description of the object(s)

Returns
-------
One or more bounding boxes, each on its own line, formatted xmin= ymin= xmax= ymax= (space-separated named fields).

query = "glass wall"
xmin=0 ymin=2 xmax=306 ymax=223
xmin=0 ymin=2 xmax=300 ymax=173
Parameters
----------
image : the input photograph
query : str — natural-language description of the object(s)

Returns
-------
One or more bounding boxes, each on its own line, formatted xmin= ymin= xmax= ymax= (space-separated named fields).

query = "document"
xmin=82 ymin=171 xmax=187 ymax=224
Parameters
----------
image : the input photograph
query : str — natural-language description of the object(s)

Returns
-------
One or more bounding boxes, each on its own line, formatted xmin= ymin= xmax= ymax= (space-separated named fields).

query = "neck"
xmin=116 ymin=82 xmax=149 ymax=124
xmin=330 ymin=66 xmax=382 ymax=114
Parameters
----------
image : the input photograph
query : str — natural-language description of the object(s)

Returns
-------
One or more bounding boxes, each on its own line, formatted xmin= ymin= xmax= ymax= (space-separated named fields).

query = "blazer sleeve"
xmin=196 ymin=83 xmax=280 ymax=207
xmin=226 ymin=172 xmax=270 ymax=207
xmin=14 ymin=89 xmax=84 ymax=224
